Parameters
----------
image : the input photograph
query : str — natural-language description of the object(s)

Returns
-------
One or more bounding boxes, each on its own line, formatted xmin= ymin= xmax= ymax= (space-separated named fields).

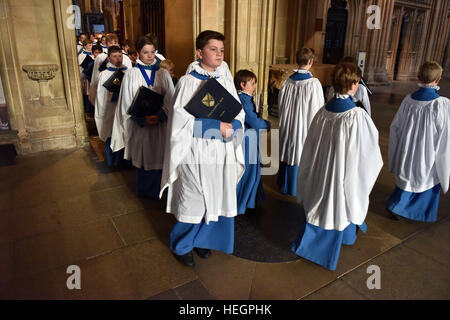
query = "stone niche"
xmin=0 ymin=0 xmax=87 ymax=154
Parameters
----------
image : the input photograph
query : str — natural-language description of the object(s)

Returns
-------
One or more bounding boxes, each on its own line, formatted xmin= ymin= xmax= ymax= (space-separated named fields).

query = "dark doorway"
xmin=323 ymin=0 xmax=348 ymax=64
xmin=140 ymin=0 xmax=166 ymax=55
xmin=85 ymin=13 xmax=105 ymax=34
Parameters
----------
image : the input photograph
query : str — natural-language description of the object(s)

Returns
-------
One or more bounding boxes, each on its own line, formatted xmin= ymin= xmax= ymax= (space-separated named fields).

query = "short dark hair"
xmin=108 ymin=45 xmax=122 ymax=56
xmin=196 ymin=30 xmax=225 ymax=50
xmin=92 ymin=44 xmax=103 ymax=53
xmin=82 ymin=39 xmax=93 ymax=46
xmin=331 ymin=63 xmax=362 ymax=94
xmin=135 ymin=35 xmax=157 ymax=54
xmin=144 ymin=33 xmax=159 ymax=49
xmin=234 ymin=69 xmax=257 ymax=91
xmin=296 ymin=47 xmax=315 ymax=67
xmin=127 ymin=46 xmax=137 ymax=55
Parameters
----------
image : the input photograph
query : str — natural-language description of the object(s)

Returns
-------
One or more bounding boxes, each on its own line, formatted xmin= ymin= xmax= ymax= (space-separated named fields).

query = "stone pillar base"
xmin=365 ymin=67 xmax=392 ymax=86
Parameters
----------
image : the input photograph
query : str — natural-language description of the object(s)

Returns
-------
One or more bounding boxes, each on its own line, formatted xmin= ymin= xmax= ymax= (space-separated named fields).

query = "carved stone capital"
xmin=22 ymin=64 xmax=59 ymax=106
xmin=22 ymin=64 xmax=59 ymax=81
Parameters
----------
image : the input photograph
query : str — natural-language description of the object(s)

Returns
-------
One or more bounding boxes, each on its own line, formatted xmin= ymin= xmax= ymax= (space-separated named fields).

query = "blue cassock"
xmin=236 ymin=92 xmax=269 ymax=214
xmin=386 ymin=87 xmax=442 ymax=222
xmin=104 ymin=138 xmax=127 ymax=168
xmin=277 ymin=72 xmax=312 ymax=196
xmin=291 ymin=96 xmax=368 ymax=271
xmin=170 ymin=70 xmax=243 ymax=255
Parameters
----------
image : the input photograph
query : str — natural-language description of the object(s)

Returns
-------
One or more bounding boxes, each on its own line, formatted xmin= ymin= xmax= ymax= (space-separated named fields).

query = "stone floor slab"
xmin=13 ymin=218 xmax=124 ymax=279
xmin=341 ymin=245 xmax=450 ymax=300
xmin=194 ymin=251 xmax=257 ymax=300
xmin=174 ymin=279 xmax=215 ymax=300
xmin=303 ymin=279 xmax=368 ymax=300
xmin=404 ymin=218 xmax=450 ymax=269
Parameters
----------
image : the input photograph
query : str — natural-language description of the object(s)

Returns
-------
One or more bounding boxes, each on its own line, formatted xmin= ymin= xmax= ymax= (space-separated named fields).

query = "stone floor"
xmin=0 ymin=80 xmax=449 ymax=300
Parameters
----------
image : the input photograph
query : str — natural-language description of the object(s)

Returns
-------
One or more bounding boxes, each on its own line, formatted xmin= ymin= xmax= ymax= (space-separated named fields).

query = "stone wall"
xmin=0 ymin=0 xmax=87 ymax=154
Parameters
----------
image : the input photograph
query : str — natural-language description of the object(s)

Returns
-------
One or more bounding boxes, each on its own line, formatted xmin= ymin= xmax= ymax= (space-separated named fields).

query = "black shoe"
xmin=174 ymin=251 xmax=195 ymax=267
xmin=194 ymin=247 xmax=211 ymax=259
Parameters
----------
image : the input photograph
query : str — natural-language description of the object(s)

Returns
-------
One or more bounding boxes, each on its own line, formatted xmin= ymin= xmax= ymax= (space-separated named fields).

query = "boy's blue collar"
xmin=325 ymin=97 xmax=356 ymax=113
xmin=411 ymin=87 xmax=440 ymax=101
xmin=238 ymin=91 xmax=253 ymax=97
xmin=289 ymin=72 xmax=312 ymax=81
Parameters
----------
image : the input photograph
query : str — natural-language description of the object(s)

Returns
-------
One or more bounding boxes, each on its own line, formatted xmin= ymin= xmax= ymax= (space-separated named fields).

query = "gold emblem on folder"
xmin=202 ymin=93 xmax=215 ymax=108
xmin=113 ymin=78 xmax=121 ymax=86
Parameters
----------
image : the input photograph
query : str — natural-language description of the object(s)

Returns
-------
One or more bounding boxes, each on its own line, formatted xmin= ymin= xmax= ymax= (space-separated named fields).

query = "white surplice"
xmin=297 ymin=105 xmax=383 ymax=231
xmin=110 ymin=59 xmax=174 ymax=170
xmin=88 ymin=53 xmax=132 ymax=105
xmin=278 ymin=70 xmax=325 ymax=166
xmin=94 ymin=63 xmax=128 ymax=142
xmin=78 ymin=52 xmax=93 ymax=95
xmin=160 ymin=60 xmax=246 ymax=224
xmin=388 ymin=94 xmax=450 ymax=194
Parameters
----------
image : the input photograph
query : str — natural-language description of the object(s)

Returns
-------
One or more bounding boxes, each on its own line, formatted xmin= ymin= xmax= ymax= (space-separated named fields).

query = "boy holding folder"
xmin=160 ymin=30 xmax=245 ymax=267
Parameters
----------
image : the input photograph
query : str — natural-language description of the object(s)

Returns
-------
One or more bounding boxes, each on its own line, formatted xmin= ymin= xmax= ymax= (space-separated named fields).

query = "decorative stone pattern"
xmin=22 ymin=64 xmax=59 ymax=81
xmin=22 ymin=64 xmax=59 ymax=106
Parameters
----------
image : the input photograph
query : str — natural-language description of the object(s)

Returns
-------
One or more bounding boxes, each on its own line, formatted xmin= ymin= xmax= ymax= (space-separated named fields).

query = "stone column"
xmin=0 ymin=0 xmax=88 ymax=154
xmin=192 ymin=0 xmax=276 ymax=118
xmin=0 ymin=0 xmax=30 ymax=152
xmin=444 ymin=32 xmax=450 ymax=80
xmin=346 ymin=0 xmax=395 ymax=85
xmin=225 ymin=0 xmax=276 ymax=118
xmin=423 ymin=0 xmax=450 ymax=64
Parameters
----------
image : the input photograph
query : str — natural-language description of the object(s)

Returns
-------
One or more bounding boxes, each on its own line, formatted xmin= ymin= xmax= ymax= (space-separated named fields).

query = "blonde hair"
xmin=331 ymin=63 xmax=362 ymax=94
xmin=418 ymin=61 xmax=442 ymax=84
xmin=296 ymin=47 xmax=315 ymax=67
xmin=105 ymin=33 xmax=118 ymax=45
xmin=160 ymin=59 xmax=175 ymax=71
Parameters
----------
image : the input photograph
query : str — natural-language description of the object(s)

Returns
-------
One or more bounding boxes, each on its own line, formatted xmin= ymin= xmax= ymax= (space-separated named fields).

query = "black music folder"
xmin=102 ymin=70 xmax=125 ymax=93
xmin=80 ymin=55 xmax=94 ymax=70
xmin=127 ymin=86 xmax=164 ymax=117
xmin=184 ymin=78 xmax=242 ymax=123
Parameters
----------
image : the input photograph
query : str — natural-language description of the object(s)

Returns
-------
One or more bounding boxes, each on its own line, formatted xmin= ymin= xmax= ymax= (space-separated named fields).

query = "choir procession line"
xmin=79 ymin=30 xmax=449 ymax=271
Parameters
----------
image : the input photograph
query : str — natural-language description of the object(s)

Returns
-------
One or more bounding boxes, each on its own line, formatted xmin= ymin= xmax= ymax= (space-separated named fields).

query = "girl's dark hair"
xmin=234 ymin=69 xmax=257 ymax=91
xmin=135 ymin=35 xmax=157 ymax=53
